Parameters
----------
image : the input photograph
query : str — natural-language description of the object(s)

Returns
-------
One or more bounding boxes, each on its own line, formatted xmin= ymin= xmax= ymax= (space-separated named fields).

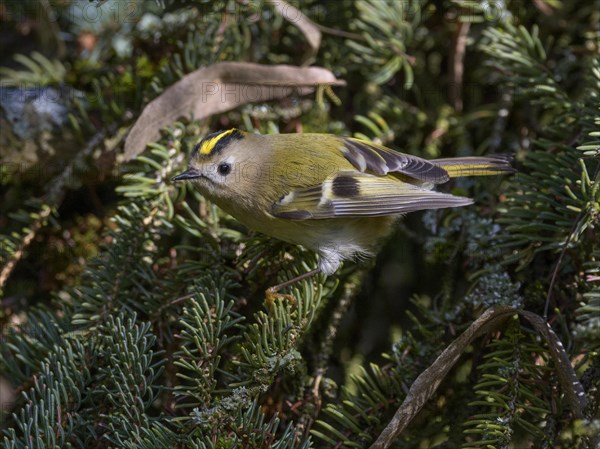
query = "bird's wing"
xmin=341 ymin=137 xmax=450 ymax=183
xmin=271 ymin=171 xmax=472 ymax=220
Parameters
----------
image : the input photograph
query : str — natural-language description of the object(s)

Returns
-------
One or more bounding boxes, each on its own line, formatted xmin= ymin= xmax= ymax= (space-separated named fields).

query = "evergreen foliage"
xmin=1 ymin=1 xmax=598 ymax=448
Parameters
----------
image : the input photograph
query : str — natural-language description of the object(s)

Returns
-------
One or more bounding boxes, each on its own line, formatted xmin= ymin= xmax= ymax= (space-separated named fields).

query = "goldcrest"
xmin=173 ymin=129 xmax=513 ymax=293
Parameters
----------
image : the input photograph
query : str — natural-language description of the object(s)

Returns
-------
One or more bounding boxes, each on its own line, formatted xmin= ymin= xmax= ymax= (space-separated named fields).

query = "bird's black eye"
xmin=217 ymin=162 xmax=231 ymax=176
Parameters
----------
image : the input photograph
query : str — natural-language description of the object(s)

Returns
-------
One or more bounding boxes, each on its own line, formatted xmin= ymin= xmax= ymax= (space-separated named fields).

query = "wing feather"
xmin=342 ymin=138 xmax=450 ymax=183
xmin=271 ymin=172 xmax=472 ymax=220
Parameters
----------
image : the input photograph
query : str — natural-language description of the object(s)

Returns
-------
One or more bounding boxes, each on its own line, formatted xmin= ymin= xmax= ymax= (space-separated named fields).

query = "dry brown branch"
xmin=268 ymin=0 xmax=321 ymax=56
xmin=370 ymin=306 xmax=587 ymax=449
xmin=123 ymin=62 xmax=344 ymax=160
xmin=449 ymin=21 xmax=470 ymax=112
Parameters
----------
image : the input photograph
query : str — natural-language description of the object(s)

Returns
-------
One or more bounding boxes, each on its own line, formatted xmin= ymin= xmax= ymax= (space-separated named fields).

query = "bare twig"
xmin=124 ymin=62 xmax=344 ymax=160
xmin=268 ymin=0 xmax=321 ymax=56
xmin=316 ymin=24 xmax=364 ymax=41
xmin=533 ymin=0 xmax=555 ymax=15
xmin=448 ymin=21 xmax=470 ymax=112
xmin=370 ymin=306 xmax=586 ymax=449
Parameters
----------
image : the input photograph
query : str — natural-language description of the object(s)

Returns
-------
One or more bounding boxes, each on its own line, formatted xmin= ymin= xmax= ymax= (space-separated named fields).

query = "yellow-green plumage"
xmin=173 ymin=129 xmax=513 ymax=275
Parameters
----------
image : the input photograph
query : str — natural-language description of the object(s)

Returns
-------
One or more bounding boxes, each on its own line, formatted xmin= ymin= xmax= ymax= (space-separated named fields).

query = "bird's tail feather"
xmin=434 ymin=155 xmax=515 ymax=178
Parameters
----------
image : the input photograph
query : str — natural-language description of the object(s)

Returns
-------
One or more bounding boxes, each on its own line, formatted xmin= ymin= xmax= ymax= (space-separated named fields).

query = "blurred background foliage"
xmin=0 ymin=0 xmax=598 ymax=448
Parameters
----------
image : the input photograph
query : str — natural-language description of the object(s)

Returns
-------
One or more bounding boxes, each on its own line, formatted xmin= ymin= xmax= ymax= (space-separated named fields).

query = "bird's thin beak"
xmin=172 ymin=168 xmax=202 ymax=182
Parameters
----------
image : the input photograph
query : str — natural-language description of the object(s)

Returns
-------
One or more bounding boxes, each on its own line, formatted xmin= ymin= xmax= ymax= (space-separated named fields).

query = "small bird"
xmin=173 ymin=129 xmax=513 ymax=298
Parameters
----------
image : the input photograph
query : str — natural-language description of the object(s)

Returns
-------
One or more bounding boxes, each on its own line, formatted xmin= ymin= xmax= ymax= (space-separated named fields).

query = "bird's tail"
xmin=434 ymin=155 xmax=515 ymax=178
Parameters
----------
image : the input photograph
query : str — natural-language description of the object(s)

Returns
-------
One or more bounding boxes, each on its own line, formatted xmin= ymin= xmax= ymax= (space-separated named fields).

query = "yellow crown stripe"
xmin=200 ymin=129 xmax=236 ymax=155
